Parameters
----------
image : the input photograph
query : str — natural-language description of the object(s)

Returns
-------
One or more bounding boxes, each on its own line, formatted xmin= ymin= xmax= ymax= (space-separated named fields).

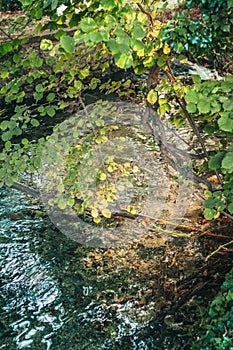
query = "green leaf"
xmin=58 ymin=198 xmax=67 ymax=210
xmin=60 ymin=35 xmax=75 ymax=53
xmin=192 ymin=75 xmax=201 ymax=84
xmin=35 ymin=84 xmax=43 ymax=93
xmin=114 ymin=53 xmax=133 ymax=69
xmin=228 ymin=202 xmax=233 ymax=214
xmin=218 ymin=112 xmax=233 ymax=132
xmin=22 ymin=138 xmax=29 ymax=145
xmin=222 ymin=152 xmax=233 ymax=173
xmin=47 ymin=92 xmax=55 ymax=102
xmin=132 ymin=24 xmax=145 ymax=39
xmin=13 ymin=53 xmax=21 ymax=63
xmin=78 ymin=68 xmax=90 ymax=79
xmin=31 ymin=119 xmax=40 ymax=127
xmin=46 ymin=106 xmax=56 ymax=117
xmin=1 ymin=71 xmax=9 ymax=79
xmin=186 ymin=102 xmax=197 ymax=113
xmin=203 ymin=208 xmax=215 ymax=220
xmin=208 ymin=152 xmax=225 ymax=170
xmin=80 ymin=18 xmax=98 ymax=33
xmin=33 ymin=92 xmax=43 ymax=102
xmin=89 ymin=31 xmax=103 ymax=43
xmin=51 ymin=0 xmax=58 ymax=10
xmin=197 ymin=100 xmax=211 ymax=114
xmin=2 ymin=131 xmax=12 ymax=142
xmin=185 ymin=90 xmax=199 ymax=103
xmin=74 ymin=80 xmax=82 ymax=91
xmin=107 ymin=40 xmax=130 ymax=55
xmin=54 ymin=30 xmax=66 ymax=40
xmin=157 ymin=55 xmax=167 ymax=68
xmin=101 ymin=0 xmax=115 ymax=10
xmin=130 ymin=38 xmax=145 ymax=52
xmin=223 ymin=98 xmax=233 ymax=111
xmin=106 ymin=40 xmax=121 ymax=54
xmin=0 ymin=121 xmax=9 ymax=131
xmin=5 ymin=141 xmax=12 ymax=150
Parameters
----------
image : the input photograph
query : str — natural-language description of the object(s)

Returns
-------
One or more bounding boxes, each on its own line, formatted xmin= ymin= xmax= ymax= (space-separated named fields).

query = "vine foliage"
xmin=0 ymin=0 xmax=232 ymax=221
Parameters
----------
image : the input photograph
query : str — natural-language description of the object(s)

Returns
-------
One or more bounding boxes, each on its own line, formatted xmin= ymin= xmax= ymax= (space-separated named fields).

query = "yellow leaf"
xmin=102 ymin=209 xmax=111 ymax=218
xmin=132 ymin=165 xmax=139 ymax=172
xmin=147 ymin=90 xmax=158 ymax=105
xmin=150 ymin=29 xmax=160 ymax=38
xmin=124 ymin=162 xmax=131 ymax=168
xmin=163 ymin=44 xmax=170 ymax=54
xmin=91 ymin=208 xmax=99 ymax=218
xmin=105 ymin=252 xmax=113 ymax=258
xmin=158 ymin=98 xmax=168 ymax=106
xmin=126 ymin=205 xmax=136 ymax=215
xmin=99 ymin=172 xmax=107 ymax=181
xmin=94 ymin=255 xmax=102 ymax=260
xmin=136 ymin=48 xmax=145 ymax=57
xmin=93 ymin=216 xmax=101 ymax=224
xmin=107 ymin=165 xmax=115 ymax=173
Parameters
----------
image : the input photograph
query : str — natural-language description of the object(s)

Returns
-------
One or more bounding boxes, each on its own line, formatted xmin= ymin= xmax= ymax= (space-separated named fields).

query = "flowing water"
xmin=0 ymin=188 xmax=167 ymax=349
xmin=2 ymin=185 xmax=229 ymax=350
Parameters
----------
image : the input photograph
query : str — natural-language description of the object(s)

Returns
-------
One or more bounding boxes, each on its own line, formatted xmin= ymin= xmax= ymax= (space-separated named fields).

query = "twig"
xmin=220 ymin=210 xmax=233 ymax=220
xmin=205 ymin=239 xmax=233 ymax=261
xmin=149 ymin=223 xmax=193 ymax=237
xmin=0 ymin=27 xmax=13 ymax=41
xmin=136 ymin=3 xmax=154 ymax=26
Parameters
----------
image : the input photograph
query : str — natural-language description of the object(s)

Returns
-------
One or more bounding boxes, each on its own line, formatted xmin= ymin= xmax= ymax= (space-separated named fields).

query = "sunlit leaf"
xmin=99 ymin=172 xmax=107 ymax=181
xmin=91 ymin=208 xmax=99 ymax=218
xmin=185 ymin=90 xmax=199 ymax=104
xmin=203 ymin=208 xmax=215 ymax=220
xmin=80 ymin=18 xmax=98 ymax=33
xmin=58 ymin=198 xmax=67 ymax=209
xmin=218 ymin=112 xmax=233 ymax=132
xmin=101 ymin=0 xmax=115 ymax=10
xmin=40 ymin=39 xmax=53 ymax=50
xmin=127 ymin=205 xmax=136 ymax=214
xmin=147 ymin=90 xmax=158 ymax=104
xmin=197 ymin=100 xmax=211 ymax=114
xmin=114 ymin=53 xmax=133 ymax=69
xmin=93 ymin=216 xmax=101 ymax=224
xmin=102 ymin=209 xmax=111 ymax=218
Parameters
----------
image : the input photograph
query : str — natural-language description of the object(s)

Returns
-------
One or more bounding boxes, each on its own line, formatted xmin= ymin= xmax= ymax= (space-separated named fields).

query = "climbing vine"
xmin=0 ymin=0 xmax=232 ymax=221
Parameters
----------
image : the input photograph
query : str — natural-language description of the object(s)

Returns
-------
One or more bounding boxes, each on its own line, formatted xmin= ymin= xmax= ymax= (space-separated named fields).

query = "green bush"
xmin=193 ymin=267 xmax=233 ymax=350
xmin=0 ymin=1 xmax=22 ymax=11
xmin=163 ymin=0 xmax=233 ymax=58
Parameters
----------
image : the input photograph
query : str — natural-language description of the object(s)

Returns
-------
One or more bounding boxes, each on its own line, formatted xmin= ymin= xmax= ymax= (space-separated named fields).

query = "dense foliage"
xmin=0 ymin=1 xmax=22 ymax=11
xmin=0 ymin=0 xmax=232 ymax=220
xmin=193 ymin=266 xmax=233 ymax=349
xmin=163 ymin=0 xmax=233 ymax=58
